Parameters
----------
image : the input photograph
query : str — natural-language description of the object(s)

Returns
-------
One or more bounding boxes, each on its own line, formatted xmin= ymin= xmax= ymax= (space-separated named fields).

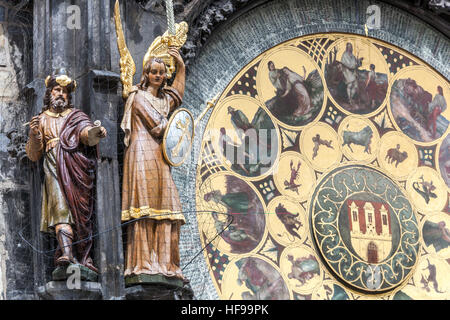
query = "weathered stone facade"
xmin=0 ymin=0 xmax=33 ymax=300
xmin=0 ymin=0 xmax=447 ymax=299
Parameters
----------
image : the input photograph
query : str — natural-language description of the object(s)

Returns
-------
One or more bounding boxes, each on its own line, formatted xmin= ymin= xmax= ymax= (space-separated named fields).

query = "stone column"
xmin=83 ymin=0 xmax=125 ymax=300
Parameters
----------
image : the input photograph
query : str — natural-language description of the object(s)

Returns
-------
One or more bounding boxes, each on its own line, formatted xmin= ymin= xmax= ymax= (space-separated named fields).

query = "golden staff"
xmin=194 ymin=92 xmax=220 ymax=130
xmin=23 ymin=112 xmax=42 ymax=127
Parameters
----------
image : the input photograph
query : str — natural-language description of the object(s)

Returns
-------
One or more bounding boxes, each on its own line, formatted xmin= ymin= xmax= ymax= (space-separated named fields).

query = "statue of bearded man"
xmin=25 ymin=68 xmax=107 ymax=273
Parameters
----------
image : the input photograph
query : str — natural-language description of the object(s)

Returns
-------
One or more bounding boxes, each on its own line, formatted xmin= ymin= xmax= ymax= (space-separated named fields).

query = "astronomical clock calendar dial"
xmin=195 ymin=33 xmax=450 ymax=300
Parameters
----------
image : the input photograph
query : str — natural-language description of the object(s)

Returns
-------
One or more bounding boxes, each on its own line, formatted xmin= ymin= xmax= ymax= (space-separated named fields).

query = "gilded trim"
xmin=44 ymin=108 xmax=73 ymax=118
xmin=121 ymin=206 xmax=185 ymax=223
xmin=47 ymin=138 xmax=60 ymax=144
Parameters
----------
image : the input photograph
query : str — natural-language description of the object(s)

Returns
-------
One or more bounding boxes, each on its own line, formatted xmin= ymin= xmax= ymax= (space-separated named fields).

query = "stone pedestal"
xmin=125 ymin=284 xmax=194 ymax=300
xmin=51 ymin=264 xmax=99 ymax=282
xmin=36 ymin=281 xmax=102 ymax=300
xmin=125 ymin=274 xmax=194 ymax=300
xmin=36 ymin=264 xmax=102 ymax=300
xmin=125 ymin=274 xmax=184 ymax=287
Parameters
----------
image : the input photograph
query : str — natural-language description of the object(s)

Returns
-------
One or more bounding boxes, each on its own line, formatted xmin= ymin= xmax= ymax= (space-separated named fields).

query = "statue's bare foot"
xmin=56 ymin=255 xmax=71 ymax=266
xmin=84 ymin=258 xmax=99 ymax=273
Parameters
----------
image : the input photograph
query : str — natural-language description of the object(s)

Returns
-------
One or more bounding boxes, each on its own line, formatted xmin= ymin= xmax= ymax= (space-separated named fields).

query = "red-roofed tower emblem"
xmin=347 ymin=200 xmax=393 ymax=263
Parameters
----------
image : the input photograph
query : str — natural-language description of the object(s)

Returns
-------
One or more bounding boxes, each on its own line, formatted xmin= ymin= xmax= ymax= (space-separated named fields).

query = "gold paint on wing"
xmin=143 ymin=21 xmax=188 ymax=79
xmin=113 ymin=0 xmax=136 ymax=99
xmin=194 ymin=32 xmax=450 ymax=300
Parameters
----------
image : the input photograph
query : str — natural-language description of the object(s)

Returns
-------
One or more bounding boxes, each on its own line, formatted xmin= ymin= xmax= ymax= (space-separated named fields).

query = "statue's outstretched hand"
xmin=30 ymin=116 xmax=40 ymax=137
xmin=168 ymin=46 xmax=184 ymax=67
xmin=98 ymin=126 xmax=107 ymax=138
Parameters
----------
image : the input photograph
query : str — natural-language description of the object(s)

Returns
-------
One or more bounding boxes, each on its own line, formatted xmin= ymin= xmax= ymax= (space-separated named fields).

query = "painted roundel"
xmin=204 ymin=95 xmax=280 ymax=179
xmin=310 ymin=165 xmax=420 ymax=292
xmin=195 ymin=33 xmax=449 ymax=300
xmin=256 ymin=46 xmax=326 ymax=128
xmin=388 ymin=66 xmax=450 ymax=145
xmin=324 ymin=36 xmax=390 ymax=116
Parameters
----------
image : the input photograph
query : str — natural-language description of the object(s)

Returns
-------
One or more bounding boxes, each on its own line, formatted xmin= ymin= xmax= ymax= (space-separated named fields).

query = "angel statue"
xmin=114 ymin=0 xmax=189 ymax=286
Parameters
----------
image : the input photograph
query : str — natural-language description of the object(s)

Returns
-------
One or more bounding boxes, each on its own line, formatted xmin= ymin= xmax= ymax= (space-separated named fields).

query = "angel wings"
xmin=113 ymin=0 xmax=188 ymax=99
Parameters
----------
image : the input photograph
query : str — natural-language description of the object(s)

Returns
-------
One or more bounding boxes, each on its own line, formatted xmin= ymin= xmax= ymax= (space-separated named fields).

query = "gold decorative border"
xmin=121 ymin=206 xmax=185 ymax=222
xmin=309 ymin=163 xmax=421 ymax=293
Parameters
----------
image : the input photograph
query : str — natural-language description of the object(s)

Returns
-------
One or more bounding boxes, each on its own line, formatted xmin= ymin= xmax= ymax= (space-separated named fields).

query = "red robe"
xmin=56 ymin=109 xmax=98 ymax=267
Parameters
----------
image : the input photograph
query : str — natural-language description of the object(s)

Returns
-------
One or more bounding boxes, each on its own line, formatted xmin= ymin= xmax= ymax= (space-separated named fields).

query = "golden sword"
xmin=168 ymin=93 xmax=220 ymax=160
xmin=171 ymin=117 xmax=191 ymax=158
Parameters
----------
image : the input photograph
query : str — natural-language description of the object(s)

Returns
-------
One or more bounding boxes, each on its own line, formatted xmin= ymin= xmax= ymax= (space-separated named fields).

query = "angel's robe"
xmin=120 ymin=86 xmax=186 ymax=281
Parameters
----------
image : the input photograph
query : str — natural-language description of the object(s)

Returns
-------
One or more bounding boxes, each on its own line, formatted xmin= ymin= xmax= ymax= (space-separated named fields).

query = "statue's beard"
xmin=50 ymin=96 xmax=69 ymax=112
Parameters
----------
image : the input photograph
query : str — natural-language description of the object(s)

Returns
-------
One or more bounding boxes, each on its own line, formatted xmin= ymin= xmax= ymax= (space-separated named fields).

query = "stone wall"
xmin=0 ymin=0 xmax=34 ymax=300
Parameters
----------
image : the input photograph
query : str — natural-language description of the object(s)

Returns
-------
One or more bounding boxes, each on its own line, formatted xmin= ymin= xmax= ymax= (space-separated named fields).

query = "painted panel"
xmin=195 ymin=33 xmax=449 ymax=300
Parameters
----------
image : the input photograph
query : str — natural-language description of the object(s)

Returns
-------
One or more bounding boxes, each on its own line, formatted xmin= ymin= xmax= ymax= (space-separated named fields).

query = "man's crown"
xmin=45 ymin=67 xmax=77 ymax=91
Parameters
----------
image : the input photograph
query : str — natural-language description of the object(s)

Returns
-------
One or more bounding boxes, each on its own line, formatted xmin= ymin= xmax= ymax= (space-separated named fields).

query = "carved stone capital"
xmin=180 ymin=0 xmax=251 ymax=67
xmin=6 ymin=128 xmax=29 ymax=166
